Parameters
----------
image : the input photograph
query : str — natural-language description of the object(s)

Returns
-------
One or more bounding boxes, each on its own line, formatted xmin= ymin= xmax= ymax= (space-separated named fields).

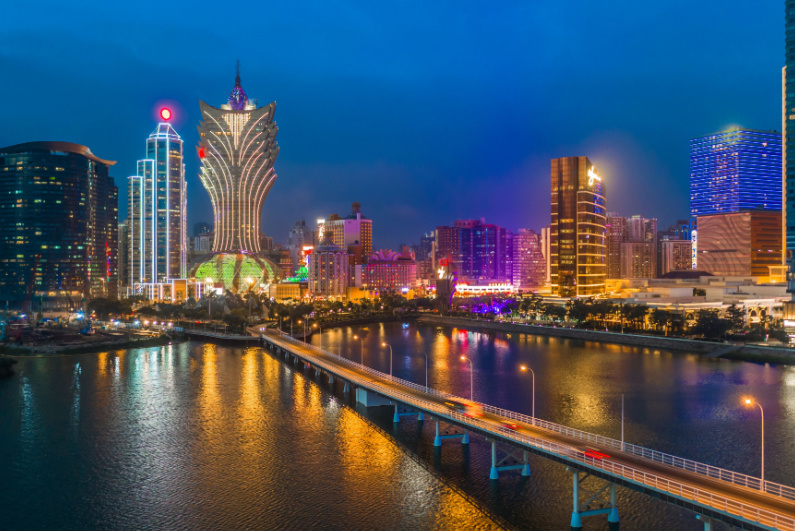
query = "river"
xmin=2 ymin=321 xmax=793 ymax=530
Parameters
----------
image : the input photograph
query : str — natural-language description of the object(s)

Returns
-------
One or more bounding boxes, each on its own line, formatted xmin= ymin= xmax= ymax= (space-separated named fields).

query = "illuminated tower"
xmin=197 ymin=63 xmax=279 ymax=253
xmin=128 ymin=108 xmax=186 ymax=285
xmin=550 ymin=156 xmax=606 ymax=297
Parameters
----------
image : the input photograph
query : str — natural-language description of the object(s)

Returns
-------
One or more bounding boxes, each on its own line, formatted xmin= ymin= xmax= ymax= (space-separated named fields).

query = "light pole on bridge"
xmin=744 ymin=397 xmax=765 ymax=490
xmin=353 ymin=334 xmax=365 ymax=365
xmin=519 ymin=364 xmax=535 ymax=425
xmin=381 ymin=342 xmax=393 ymax=377
xmin=460 ymin=355 xmax=474 ymax=401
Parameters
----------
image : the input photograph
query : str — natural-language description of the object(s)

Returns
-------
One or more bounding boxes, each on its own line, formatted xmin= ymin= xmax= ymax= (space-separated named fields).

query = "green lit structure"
xmin=190 ymin=252 xmax=280 ymax=293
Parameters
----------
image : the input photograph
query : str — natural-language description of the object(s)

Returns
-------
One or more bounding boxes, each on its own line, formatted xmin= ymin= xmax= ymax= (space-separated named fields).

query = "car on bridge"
xmin=573 ymin=447 xmax=611 ymax=460
xmin=443 ymin=399 xmax=483 ymax=418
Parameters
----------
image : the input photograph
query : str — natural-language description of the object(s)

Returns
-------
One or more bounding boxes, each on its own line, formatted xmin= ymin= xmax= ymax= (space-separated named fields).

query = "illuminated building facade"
xmin=0 ymin=141 xmax=118 ymax=306
xmin=307 ymin=242 xmax=349 ymax=298
xmin=660 ymin=239 xmax=693 ymax=275
xmin=605 ymin=213 xmax=625 ymax=279
xmin=785 ymin=5 xmax=795 ymax=295
xmin=550 ymin=156 xmax=606 ymax=297
xmin=511 ymin=228 xmax=546 ymax=290
xmin=695 ymin=211 xmax=782 ymax=277
xmin=690 ymin=128 xmax=782 ymax=219
xmin=128 ymin=111 xmax=186 ymax=285
xmin=197 ymin=64 xmax=279 ymax=253
xmin=360 ymin=249 xmax=417 ymax=292
xmin=433 ymin=219 xmax=512 ymax=283
xmin=317 ymin=203 xmax=373 ymax=262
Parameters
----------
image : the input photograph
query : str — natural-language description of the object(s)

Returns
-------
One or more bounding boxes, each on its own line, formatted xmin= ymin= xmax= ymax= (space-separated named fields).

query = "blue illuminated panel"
xmin=690 ymin=129 xmax=782 ymax=218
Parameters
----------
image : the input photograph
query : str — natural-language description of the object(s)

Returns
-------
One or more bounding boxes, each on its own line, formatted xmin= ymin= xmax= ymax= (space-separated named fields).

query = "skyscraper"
xmin=0 ymin=142 xmax=118 ymax=307
xmin=511 ymin=229 xmax=546 ymax=290
xmin=433 ymin=219 xmax=512 ymax=283
xmin=605 ymin=213 xmax=626 ymax=280
xmin=620 ymin=215 xmax=657 ymax=279
xmin=690 ymin=128 xmax=782 ymax=219
xmin=318 ymin=203 xmax=373 ymax=262
xmin=785 ymin=3 xmax=795 ymax=293
xmin=128 ymin=109 xmax=186 ymax=285
xmin=550 ymin=157 xmax=606 ymax=297
xmin=197 ymin=63 xmax=279 ymax=253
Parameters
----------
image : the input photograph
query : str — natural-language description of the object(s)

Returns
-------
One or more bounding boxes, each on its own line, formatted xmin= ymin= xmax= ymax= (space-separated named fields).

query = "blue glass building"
xmin=689 ymin=128 xmax=782 ymax=218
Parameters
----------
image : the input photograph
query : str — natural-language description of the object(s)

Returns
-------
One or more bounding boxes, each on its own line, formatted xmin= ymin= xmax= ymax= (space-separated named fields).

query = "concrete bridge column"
xmin=571 ymin=470 xmax=582 ymax=529
xmin=608 ymin=483 xmax=619 ymax=524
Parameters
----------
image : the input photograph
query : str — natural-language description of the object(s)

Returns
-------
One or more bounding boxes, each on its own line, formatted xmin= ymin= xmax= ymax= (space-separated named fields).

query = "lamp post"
xmin=313 ymin=323 xmax=321 ymax=349
xmin=353 ymin=334 xmax=365 ymax=364
xmin=460 ymin=355 xmax=474 ymax=401
xmin=206 ymin=278 xmax=213 ymax=320
xmin=520 ymin=364 xmax=535 ymax=424
xmin=422 ymin=351 xmax=429 ymax=391
xmin=382 ymin=342 xmax=393 ymax=377
xmin=744 ymin=397 xmax=765 ymax=489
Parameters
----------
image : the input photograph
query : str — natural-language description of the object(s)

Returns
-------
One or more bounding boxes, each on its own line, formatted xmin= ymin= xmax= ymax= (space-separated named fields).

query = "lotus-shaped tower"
xmin=197 ymin=63 xmax=279 ymax=253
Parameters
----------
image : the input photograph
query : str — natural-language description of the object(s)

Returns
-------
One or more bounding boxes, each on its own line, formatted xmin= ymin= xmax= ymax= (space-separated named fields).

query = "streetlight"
xmin=744 ymin=397 xmax=765 ymax=489
xmin=205 ymin=278 xmax=213 ymax=319
xmin=460 ymin=355 xmax=474 ymax=401
xmin=313 ymin=323 xmax=321 ymax=349
xmin=422 ymin=351 xmax=429 ymax=391
xmin=520 ymin=364 xmax=535 ymax=424
xmin=382 ymin=342 xmax=393 ymax=377
xmin=353 ymin=334 xmax=365 ymax=364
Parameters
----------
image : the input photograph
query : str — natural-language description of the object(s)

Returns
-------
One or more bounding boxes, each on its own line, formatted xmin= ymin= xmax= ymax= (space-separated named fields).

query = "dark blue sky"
xmin=0 ymin=1 xmax=783 ymax=249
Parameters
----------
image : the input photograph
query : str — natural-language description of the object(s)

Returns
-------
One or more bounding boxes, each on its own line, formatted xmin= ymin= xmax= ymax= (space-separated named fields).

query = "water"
xmin=2 ymin=322 xmax=794 ymax=530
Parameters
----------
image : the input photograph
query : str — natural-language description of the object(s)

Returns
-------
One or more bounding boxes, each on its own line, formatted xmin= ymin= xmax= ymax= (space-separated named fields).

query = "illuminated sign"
xmin=160 ymin=108 xmax=172 ymax=121
xmin=587 ymin=168 xmax=602 ymax=186
xmin=691 ymin=229 xmax=698 ymax=269
xmin=783 ymin=320 xmax=795 ymax=328
xmin=438 ymin=266 xmax=446 ymax=279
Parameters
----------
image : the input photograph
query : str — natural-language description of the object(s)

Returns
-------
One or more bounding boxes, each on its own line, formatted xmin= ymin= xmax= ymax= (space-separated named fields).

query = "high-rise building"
xmin=318 ymin=203 xmax=373 ymax=262
xmin=540 ymin=225 xmax=551 ymax=286
xmin=695 ymin=211 xmax=783 ymax=277
xmin=660 ymin=239 xmax=693 ymax=275
xmin=360 ymin=249 xmax=417 ymax=292
xmin=511 ymin=229 xmax=546 ymax=290
xmin=193 ymin=222 xmax=213 ymax=237
xmin=307 ymin=242 xmax=349 ymax=298
xmin=433 ymin=219 xmax=512 ymax=283
xmin=785 ymin=6 xmax=795 ymax=293
xmin=690 ymin=128 xmax=782 ymax=220
xmin=286 ymin=220 xmax=317 ymax=272
xmin=197 ymin=64 xmax=279 ymax=253
xmin=118 ymin=222 xmax=129 ymax=292
xmin=620 ymin=215 xmax=657 ymax=279
xmin=605 ymin=213 xmax=625 ymax=279
xmin=656 ymin=220 xmax=691 ymax=276
xmin=128 ymin=110 xmax=186 ymax=285
xmin=0 ymin=142 xmax=118 ymax=307
xmin=550 ymin=157 xmax=607 ymax=297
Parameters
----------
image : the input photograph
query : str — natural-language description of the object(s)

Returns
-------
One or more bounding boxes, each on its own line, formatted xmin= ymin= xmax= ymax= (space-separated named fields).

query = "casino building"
xmin=190 ymin=64 xmax=281 ymax=293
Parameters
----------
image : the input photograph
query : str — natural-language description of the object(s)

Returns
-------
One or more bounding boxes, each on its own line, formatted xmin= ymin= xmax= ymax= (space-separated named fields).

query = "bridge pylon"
xmin=486 ymin=439 xmax=531 ymax=480
xmin=433 ymin=420 xmax=469 ymax=446
xmin=566 ymin=467 xmax=618 ymax=529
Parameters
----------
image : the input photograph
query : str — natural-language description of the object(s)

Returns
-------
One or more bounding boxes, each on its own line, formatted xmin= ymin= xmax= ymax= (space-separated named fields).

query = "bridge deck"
xmin=259 ymin=330 xmax=795 ymax=531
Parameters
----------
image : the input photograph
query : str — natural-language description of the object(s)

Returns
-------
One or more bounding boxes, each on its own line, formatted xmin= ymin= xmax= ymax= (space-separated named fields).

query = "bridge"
xmin=256 ymin=329 xmax=795 ymax=530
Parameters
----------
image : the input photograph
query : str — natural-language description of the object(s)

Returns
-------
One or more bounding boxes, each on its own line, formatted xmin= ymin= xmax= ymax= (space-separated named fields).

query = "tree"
xmin=693 ymin=288 xmax=707 ymax=297
xmin=691 ymin=309 xmax=731 ymax=340
xmin=566 ymin=299 xmax=590 ymax=323
xmin=543 ymin=304 xmax=567 ymax=321
xmin=724 ymin=304 xmax=745 ymax=331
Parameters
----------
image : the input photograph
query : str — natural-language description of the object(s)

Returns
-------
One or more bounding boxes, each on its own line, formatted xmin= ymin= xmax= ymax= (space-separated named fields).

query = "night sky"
xmin=0 ymin=1 xmax=783 ymax=249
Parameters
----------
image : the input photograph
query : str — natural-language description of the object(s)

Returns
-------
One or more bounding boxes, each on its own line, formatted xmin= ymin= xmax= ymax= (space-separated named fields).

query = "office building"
xmin=656 ymin=220 xmax=691 ymax=276
xmin=118 ymin=222 xmax=129 ymax=292
xmin=360 ymin=249 xmax=417 ymax=293
xmin=318 ymin=203 xmax=373 ymax=262
xmin=690 ymin=128 xmax=782 ymax=219
xmin=307 ymin=242 xmax=349 ymax=298
xmin=286 ymin=220 xmax=316 ymax=272
xmin=660 ymin=239 xmax=693 ymax=275
xmin=540 ymin=225 xmax=551 ymax=286
xmin=550 ymin=157 xmax=607 ymax=297
xmin=193 ymin=222 xmax=212 ymax=237
xmin=0 ymin=141 xmax=118 ymax=307
xmin=511 ymin=228 xmax=546 ymax=290
xmin=620 ymin=215 xmax=657 ymax=279
xmin=197 ymin=63 xmax=279 ymax=253
xmin=128 ymin=110 xmax=186 ymax=285
xmin=606 ymin=213 xmax=626 ymax=279
xmin=695 ymin=211 xmax=782 ymax=277
xmin=434 ymin=219 xmax=512 ymax=283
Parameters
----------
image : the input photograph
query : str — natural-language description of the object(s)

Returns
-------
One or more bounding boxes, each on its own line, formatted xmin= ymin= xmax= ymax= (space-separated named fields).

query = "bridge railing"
xmin=267 ymin=332 xmax=795 ymax=504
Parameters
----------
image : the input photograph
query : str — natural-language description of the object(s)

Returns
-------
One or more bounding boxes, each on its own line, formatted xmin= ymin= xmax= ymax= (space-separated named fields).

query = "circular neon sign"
xmin=160 ymin=108 xmax=172 ymax=121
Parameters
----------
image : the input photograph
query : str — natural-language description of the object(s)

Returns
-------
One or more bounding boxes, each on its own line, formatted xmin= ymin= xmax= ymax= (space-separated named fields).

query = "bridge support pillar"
xmin=489 ymin=441 xmax=500 ymax=480
xmin=393 ymin=405 xmax=427 ymax=423
xmin=521 ymin=450 xmax=531 ymax=477
xmin=696 ymin=515 xmax=713 ymax=531
xmin=315 ymin=369 xmax=321 ymax=378
xmin=433 ymin=421 xmax=467 ymax=447
xmin=393 ymin=404 xmax=400 ymax=423
xmin=328 ymin=375 xmax=334 ymax=384
xmin=343 ymin=382 xmax=350 ymax=393
xmin=571 ymin=470 xmax=582 ymax=529
xmin=608 ymin=483 xmax=618 ymax=523
xmin=434 ymin=421 xmax=442 ymax=447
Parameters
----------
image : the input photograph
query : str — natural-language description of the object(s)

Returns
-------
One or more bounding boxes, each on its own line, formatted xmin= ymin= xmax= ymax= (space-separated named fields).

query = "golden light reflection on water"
xmin=336 ymin=407 xmax=400 ymax=485
xmin=199 ymin=343 xmax=219 ymax=422
xmin=97 ymin=351 xmax=108 ymax=379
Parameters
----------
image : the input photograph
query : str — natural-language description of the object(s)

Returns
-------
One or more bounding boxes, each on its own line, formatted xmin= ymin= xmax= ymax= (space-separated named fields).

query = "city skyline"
xmin=0 ymin=1 xmax=783 ymax=249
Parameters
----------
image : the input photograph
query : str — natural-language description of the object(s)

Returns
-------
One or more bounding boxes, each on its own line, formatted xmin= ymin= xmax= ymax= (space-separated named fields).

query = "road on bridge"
xmin=255 ymin=328 xmax=795 ymax=527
